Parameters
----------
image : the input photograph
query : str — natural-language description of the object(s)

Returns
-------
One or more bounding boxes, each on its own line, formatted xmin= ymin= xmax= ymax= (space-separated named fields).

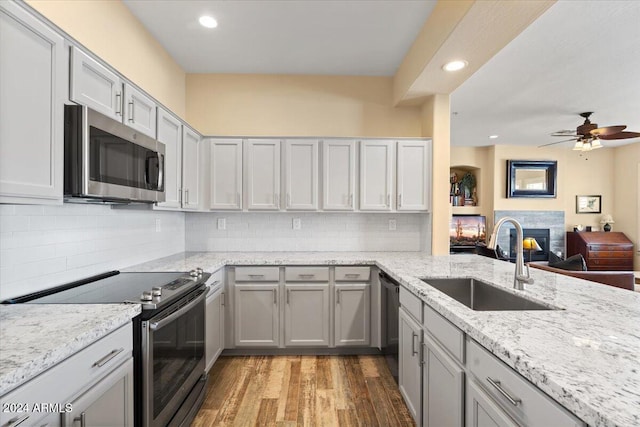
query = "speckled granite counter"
xmin=127 ymin=251 xmax=640 ymax=427
xmin=0 ymin=304 xmax=141 ymax=396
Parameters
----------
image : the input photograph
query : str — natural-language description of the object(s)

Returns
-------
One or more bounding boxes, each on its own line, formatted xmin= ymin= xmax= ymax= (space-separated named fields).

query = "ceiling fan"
xmin=540 ymin=112 xmax=640 ymax=151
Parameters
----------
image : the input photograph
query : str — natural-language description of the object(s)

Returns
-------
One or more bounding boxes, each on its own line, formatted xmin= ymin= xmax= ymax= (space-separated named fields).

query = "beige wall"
xmin=26 ymin=0 xmax=187 ymax=118
xmin=613 ymin=143 xmax=640 ymax=269
xmin=186 ymin=74 xmax=421 ymax=137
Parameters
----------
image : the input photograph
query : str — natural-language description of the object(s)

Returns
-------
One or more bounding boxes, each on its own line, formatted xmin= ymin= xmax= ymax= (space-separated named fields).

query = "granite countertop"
xmin=0 ymin=304 xmax=141 ymax=396
xmin=127 ymin=251 xmax=640 ymax=427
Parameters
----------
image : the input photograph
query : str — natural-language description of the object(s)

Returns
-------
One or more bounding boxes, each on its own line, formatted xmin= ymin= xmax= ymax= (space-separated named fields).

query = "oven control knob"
xmin=196 ymin=268 xmax=203 ymax=275
xmin=152 ymin=286 xmax=162 ymax=297
xmin=141 ymin=291 xmax=153 ymax=302
xmin=189 ymin=270 xmax=199 ymax=278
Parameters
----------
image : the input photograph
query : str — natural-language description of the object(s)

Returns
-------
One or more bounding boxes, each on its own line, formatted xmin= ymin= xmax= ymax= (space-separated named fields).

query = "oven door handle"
xmin=149 ymin=287 xmax=207 ymax=331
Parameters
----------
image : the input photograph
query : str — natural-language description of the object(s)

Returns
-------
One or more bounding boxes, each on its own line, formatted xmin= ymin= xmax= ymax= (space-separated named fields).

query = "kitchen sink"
xmin=421 ymin=278 xmax=558 ymax=311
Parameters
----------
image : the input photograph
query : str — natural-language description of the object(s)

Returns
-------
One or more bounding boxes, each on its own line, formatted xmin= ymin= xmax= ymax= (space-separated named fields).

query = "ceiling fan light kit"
xmin=542 ymin=112 xmax=640 ymax=150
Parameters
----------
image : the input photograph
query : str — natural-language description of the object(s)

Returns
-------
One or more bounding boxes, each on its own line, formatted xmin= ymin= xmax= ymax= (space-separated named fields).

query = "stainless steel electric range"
xmin=3 ymin=268 xmax=211 ymax=427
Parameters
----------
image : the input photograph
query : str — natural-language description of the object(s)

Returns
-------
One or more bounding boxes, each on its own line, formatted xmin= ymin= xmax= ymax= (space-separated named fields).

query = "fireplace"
xmin=509 ymin=228 xmax=550 ymax=262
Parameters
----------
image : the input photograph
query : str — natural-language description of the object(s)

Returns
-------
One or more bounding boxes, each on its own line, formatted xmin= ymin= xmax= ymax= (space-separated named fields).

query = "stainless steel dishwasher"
xmin=379 ymin=271 xmax=400 ymax=383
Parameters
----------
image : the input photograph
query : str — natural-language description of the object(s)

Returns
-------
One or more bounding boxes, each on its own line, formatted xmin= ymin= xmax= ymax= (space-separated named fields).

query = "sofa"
xmin=529 ymin=262 xmax=635 ymax=291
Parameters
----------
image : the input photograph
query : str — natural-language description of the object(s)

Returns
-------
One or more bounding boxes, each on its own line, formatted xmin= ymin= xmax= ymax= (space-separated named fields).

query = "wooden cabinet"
xmin=322 ymin=140 xmax=356 ymax=210
xmin=360 ymin=140 xmax=394 ymax=211
xmin=0 ymin=1 xmax=65 ymax=204
xmin=181 ymin=127 xmax=200 ymax=210
xmin=205 ymin=287 xmax=225 ymax=372
xmin=123 ymin=83 xmax=156 ymax=138
xmin=566 ymin=232 xmax=633 ymax=270
xmin=234 ymin=284 xmax=279 ymax=347
xmin=334 ymin=283 xmax=370 ymax=347
xmin=284 ymin=139 xmax=319 ymax=210
xmin=156 ymin=107 xmax=182 ymax=209
xmin=284 ymin=284 xmax=330 ymax=346
xmin=246 ymin=139 xmax=281 ymax=210
xmin=210 ymin=139 xmax=243 ymax=210
xmin=397 ymin=140 xmax=430 ymax=211
xmin=423 ymin=334 xmax=464 ymax=427
xmin=399 ymin=307 xmax=422 ymax=424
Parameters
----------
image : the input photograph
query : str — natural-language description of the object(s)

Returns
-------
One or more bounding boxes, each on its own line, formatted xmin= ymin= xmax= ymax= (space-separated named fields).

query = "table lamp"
xmin=600 ymin=214 xmax=614 ymax=232
xmin=523 ymin=237 xmax=542 ymax=263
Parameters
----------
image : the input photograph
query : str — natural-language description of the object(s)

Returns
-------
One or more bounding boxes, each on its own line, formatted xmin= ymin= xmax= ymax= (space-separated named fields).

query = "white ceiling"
xmin=123 ymin=0 xmax=436 ymax=76
xmin=450 ymin=0 xmax=640 ymax=148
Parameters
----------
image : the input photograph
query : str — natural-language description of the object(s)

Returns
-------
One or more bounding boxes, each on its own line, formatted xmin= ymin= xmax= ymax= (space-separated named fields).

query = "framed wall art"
xmin=576 ymin=195 xmax=601 ymax=213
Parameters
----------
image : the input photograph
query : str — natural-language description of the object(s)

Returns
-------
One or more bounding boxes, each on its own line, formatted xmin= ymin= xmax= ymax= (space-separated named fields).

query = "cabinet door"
xmin=246 ymin=139 xmax=281 ymax=210
xmin=322 ymin=140 xmax=355 ymax=210
xmin=70 ymin=47 xmax=122 ymax=120
xmin=156 ymin=108 xmax=182 ymax=209
xmin=63 ymin=358 xmax=134 ymax=427
xmin=285 ymin=284 xmax=329 ymax=346
xmin=205 ymin=289 xmax=224 ymax=372
xmin=284 ymin=139 xmax=319 ymax=210
xmin=182 ymin=127 xmax=200 ymax=209
xmin=123 ymin=83 xmax=157 ymax=138
xmin=360 ymin=140 xmax=394 ymax=211
xmin=423 ymin=335 xmax=464 ymax=427
xmin=397 ymin=140 xmax=430 ymax=211
xmin=234 ymin=284 xmax=279 ymax=347
xmin=334 ymin=284 xmax=370 ymax=346
xmin=210 ymin=139 xmax=243 ymax=210
xmin=399 ymin=308 xmax=422 ymax=424
xmin=466 ymin=379 xmax=519 ymax=427
xmin=0 ymin=2 xmax=65 ymax=203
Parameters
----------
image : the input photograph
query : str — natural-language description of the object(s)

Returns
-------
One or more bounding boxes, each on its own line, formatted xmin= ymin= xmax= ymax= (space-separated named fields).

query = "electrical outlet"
xmin=293 ymin=218 xmax=302 ymax=230
xmin=155 ymin=218 xmax=161 ymax=232
xmin=217 ymin=218 xmax=226 ymax=230
xmin=388 ymin=219 xmax=397 ymax=231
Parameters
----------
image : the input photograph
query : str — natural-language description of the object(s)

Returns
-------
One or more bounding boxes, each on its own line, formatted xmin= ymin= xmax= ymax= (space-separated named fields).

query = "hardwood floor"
xmin=192 ymin=355 xmax=415 ymax=427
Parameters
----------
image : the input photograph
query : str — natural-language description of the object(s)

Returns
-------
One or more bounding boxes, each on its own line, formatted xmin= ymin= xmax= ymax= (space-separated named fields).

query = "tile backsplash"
xmin=0 ymin=204 xmax=185 ymax=300
xmin=185 ymin=212 xmax=431 ymax=252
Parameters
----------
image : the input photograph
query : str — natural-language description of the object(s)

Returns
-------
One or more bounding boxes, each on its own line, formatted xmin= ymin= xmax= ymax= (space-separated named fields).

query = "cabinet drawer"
xmin=0 ymin=324 xmax=132 ymax=426
xmin=467 ymin=339 xmax=584 ymax=427
xmin=587 ymin=251 xmax=632 ymax=258
xmin=235 ymin=267 xmax=280 ymax=282
xmin=399 ymin=286 xmax=422 ymax=323
xmin=587 ymin=244 xmax=633 ymax=252
xmin=285 ymin=267 xmax=329 ymax=282
xmin=423 ymin=304 xmax=464 ymax=364
xmin=335 ymin=266 xmax=370 ymax=281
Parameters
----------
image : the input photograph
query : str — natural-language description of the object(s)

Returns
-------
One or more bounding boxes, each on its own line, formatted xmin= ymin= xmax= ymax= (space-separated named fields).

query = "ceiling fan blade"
xmin=550 ymin=130 xmax=577 ymax=137
xmin=590 ymin=125 xmax=626 ymax=136
xmin=538 ymin=138 xmax=578 ymax=147
xmin=598 ymin=131 xmax=640 ymax=140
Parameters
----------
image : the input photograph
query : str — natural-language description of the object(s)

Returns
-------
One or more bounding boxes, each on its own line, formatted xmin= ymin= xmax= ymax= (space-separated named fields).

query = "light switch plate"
xmin=293 ymin=218 xmax=302 ymax=230
xmin=388 ymin=219 xmax=397 ymax=231
xmin=217 ymin=218 xmax=226 ymax=230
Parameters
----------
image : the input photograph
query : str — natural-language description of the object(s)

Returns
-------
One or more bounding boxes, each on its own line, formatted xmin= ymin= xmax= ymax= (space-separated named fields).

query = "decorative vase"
xmin=603 ymin=223 xmax=611 ymax=232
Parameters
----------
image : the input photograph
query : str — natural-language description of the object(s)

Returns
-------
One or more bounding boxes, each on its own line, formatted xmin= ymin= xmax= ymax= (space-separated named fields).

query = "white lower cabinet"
xmin=398 ymin=307 xmax=422 ymax=424
xmin=284 ymin=284 xmax=329 ymax=346
xmin=334 ymin=283 xmax=370 ymax=346
xmin=205 ymin=287 xmax=225 ymax=371
xmin=467 ymin=379 xmax=518 ymax=427
xmin=234 ymin=284 xmax=279 ymax=347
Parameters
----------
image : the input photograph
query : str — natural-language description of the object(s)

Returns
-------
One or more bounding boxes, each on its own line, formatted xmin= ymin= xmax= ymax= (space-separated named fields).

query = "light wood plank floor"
xmin=192 ymin=355 xmax=415 ymax=427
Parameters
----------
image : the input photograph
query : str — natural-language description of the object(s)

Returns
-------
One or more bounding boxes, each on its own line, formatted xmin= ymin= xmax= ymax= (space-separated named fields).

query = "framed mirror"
xmin=507 ymin=160 xmax=557 ymax=198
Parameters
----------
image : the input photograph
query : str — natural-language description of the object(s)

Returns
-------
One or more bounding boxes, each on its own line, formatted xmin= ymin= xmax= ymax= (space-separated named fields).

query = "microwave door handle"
xmin=149 ymin=288 xmax=207 ymax=331
xmin=157 ymin=153 xmax=164 ymax=191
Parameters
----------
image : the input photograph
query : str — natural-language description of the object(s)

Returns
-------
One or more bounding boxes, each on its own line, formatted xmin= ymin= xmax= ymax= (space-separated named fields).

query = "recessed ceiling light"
xmin=489 ymin=135 xmax=499 ymax=139
xmin=442 ymin=60 xmax=468 ymax=72
xmin=199 ymin=15 xmax=218 ymax=29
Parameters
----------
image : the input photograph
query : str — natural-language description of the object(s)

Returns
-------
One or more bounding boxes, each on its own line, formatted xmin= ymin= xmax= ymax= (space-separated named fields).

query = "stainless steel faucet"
xmin=487 ymin=217 xmax=534 ymax=290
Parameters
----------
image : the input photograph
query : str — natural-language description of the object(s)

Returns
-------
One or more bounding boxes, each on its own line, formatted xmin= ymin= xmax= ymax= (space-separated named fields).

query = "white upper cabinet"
xmin=70 ymin=47 xmax=122 ymax=121
xmin=0 ymin=2 xmax=65 ymax=204
xmin=210 ymin=139 xmax=243 ymax=210
xmin=322 ymin=140 xmax=355 ymax=210
xmin=360 ymin=140 xmax=394 ymax=211
xmin=284 ymin=139 xmax=318 ymax=210
xmin=397 ymin=140 xmax=430 ymax=211
xmin=245 ymin=139 xmax=281 ymax=210
xmin=182 ymin=127 xmax=200 ymax=210
xmin=156 ymin=108 xmax=182 ymax=209
xmin=123 ymin=84 xmax=157 ymax=138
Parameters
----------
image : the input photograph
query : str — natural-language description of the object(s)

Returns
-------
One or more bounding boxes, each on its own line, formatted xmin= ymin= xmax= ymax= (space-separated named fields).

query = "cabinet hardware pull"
xmin=221 ymin=292 xmax=225 ymax=306
xmin=411 ymin=333 xmax=418 ymax=355
xmin=349 ymin=194 xmax=353 ymax=207
xmin=128 ymin=101 xmax=134 ymax=122
xmin=286 ymin=289 xmax=290 ymax=304
xmin=115 ymin=92 xmax=122 ymax=116
xmin=73 ymin=412 xmax=86 ymax=427
xmin=92 ymin=348 xmax=124 ymax=367
xmin=420 ymin=343 xmax=426 ymax=366
xmin=486 ymin=377 xmax=522 ymax=406
xmin=273 ymin=289 xmax=277 ymax=304
xmin=179 ymin=188 xmax=182 ymax=204
xmin=336 ymin=289 xmax=340 ymax=304
xmin=248 ymin=274 xmax=265 ymax=279
xmin=344 ymin=273 xmax=360 ymax=278
xmin=298 ymin=274 xmax=315 ymax=279
xmin=7 ymin=415 xmax=30 ymax=426
xmin=398 ymin=194 xmax=402 ymax=207
xmin=185 ymin=189 xmax=189 ymax=205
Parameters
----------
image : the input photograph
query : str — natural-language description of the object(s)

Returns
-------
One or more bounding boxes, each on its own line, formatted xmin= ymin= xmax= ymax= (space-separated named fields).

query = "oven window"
xmin=152 ymin=302 xmax=204 ymax=418
xmin=89 ymin=127 xmax=157 ymax=189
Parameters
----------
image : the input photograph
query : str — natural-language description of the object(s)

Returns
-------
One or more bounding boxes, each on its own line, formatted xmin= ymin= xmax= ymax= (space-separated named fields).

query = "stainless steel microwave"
xmin=64 ymin=105 xmax=165 ymax=203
